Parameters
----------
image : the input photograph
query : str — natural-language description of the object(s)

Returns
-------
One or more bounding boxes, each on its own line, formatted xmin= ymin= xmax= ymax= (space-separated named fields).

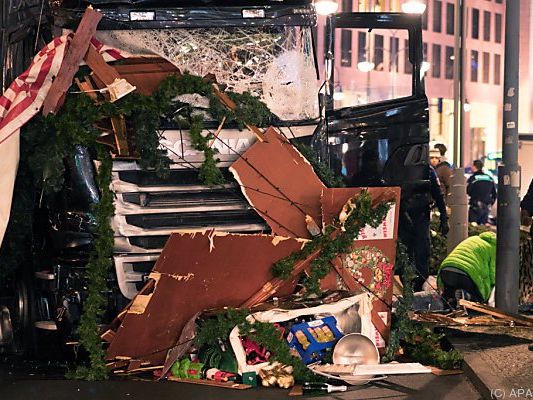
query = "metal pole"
xmin=496 ymin=0 xmax=520 ymax=312
xmin=447 ymin=0 xmax=468 ymax=253
xmin=452 ymin=0 xmax=461 ymax=165
xmin=459 ymin=0 xmax=465 ymax=167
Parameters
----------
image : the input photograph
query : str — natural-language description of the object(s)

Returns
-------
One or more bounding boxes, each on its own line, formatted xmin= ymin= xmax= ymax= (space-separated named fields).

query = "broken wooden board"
xmin=167 ymin=376 xmax=251 ymax=390
xmin=106 ymin=231 xmax=309 ymax=365
xmin=84 ymin=44 xmax=122 ymax=86
xmin=84 ymin=44 xmax=136 ymax=103
xmin=42 ymin=7 xmax=102 ymax=115
xmin=458 ymin=299 xmax=533 ymax=327
xmin=230 ymin=127 xmax=325 ymax=239
xmin=113 ymin=58 xmax=179 ymax=96
xmin=212 ymin=85 xmax=265 ymax=142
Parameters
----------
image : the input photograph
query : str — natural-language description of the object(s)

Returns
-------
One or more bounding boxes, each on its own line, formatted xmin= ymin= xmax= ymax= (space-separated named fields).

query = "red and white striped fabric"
xmin=0 ymin=35 xmax=124 ymax=246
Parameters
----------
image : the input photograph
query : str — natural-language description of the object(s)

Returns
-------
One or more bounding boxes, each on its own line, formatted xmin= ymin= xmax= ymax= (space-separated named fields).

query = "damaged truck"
xmin=0 ymin=0 xmax=429 ymax=354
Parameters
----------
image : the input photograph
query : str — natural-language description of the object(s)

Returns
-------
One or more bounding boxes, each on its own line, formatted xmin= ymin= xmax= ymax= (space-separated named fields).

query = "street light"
xmin=357 ymin=60 xmax=375 ymax=72
xmin=314 ymin=0 xmax=339 ymax=16
xmin=333 ymin=82 xmax=344 ymax=101
xmin=402 ymin=0 xmax=427 ymax=14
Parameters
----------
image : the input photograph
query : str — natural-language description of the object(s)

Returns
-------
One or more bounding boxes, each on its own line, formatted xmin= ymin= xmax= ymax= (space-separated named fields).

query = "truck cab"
xmin=0 ymin=0 xmax=429 ymax=351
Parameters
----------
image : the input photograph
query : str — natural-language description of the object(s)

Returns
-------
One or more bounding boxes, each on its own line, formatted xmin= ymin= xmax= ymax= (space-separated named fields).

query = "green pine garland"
xmin=272 ymin=190 xmax=392 ymax=294
xmin=68 ymin=145 xmax=114 ymax=380
xmin=383 ymin=242 xmax=463 ymax=370
xmin=293 ymin=143 xmax=345 ymax=188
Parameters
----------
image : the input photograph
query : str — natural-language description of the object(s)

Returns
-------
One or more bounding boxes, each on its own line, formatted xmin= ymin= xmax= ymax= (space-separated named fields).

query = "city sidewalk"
xmin=446 ymin=325 xmax=533 ymax=399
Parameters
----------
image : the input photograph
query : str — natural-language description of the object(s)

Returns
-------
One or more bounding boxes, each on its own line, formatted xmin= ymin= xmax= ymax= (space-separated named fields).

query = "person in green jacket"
xmin=438 ymin=231 xmax=496 ymax=305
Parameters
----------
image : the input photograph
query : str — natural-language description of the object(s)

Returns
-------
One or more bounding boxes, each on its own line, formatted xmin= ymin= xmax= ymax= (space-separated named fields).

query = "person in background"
xmin=401 ymin=165 xmax=448 ymax=292
xmin=432 ymin=143 xmax=453 ymax=201
xmin=438 ymin=231 xmax=496 ymax=307
xmin=520 ymin=178 xmax=533 ymax=235
xmin=431 ymin=166 xmax=449 ymax=235
xmin=467 ymin=160 xmax=497 ymax=225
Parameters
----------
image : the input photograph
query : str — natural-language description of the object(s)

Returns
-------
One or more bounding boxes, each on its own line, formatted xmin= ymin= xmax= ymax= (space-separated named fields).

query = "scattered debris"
xmin=459 ymin=299 xmax=533 ymax=327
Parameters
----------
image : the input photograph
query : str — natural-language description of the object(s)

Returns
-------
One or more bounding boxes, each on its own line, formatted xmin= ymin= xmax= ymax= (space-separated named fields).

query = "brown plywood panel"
xmin=113 ymin=58 xmax=179 ymax=96
xmin=230 ymin=127 xmax=325 ymax=239
xmin=106 ymin=231 xmax=307 ymax=365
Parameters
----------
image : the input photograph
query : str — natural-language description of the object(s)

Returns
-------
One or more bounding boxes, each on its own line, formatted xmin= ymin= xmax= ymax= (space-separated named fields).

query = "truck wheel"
xmin=11 ymin=274 xmax=37 ymax=356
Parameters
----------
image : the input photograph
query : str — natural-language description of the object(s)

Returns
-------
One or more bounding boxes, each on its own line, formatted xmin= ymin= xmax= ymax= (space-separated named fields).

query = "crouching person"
xmin=438 ymin=231 xmax=496 ymax=307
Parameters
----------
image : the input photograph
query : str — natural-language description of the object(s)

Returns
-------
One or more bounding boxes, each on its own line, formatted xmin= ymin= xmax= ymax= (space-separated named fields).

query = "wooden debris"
xmin=230 ymin=128 xmax=325 ymax=239
xmin=114 ymin=365 xmax=163 ymax=375
xmin=101 ymin=329 xmax=116 ymax=343
xmin=74 ymin=77 xmax=98 ymax=101
xmin=212 ymin=84 xmax=265 ymax=142
xmin=42 ymin=7 xmax=102 ymax=115
xmin=113 ymin=58 xmax=179 ymax=95
xmin=106 ymin=360 xmax=130 ymax=371
xmin=84 ymin=44 xmax=136 ymax=103
xmin=209 ymin=116 xmax=227 ymax=148
xmin=410 ymin=311 xmax=512 ymax=327
xmin=459 ymin=299 xmax=533 ymax=327
xmin=430 ymin=367 xmax=464 ymax=376
xmin=289 ymin=384 xmax=303 ymax=396
xmin=85 ymin=44 xmax=121 ymax=85
xmin=110 ymin=115 xmax=129 ymax=156
xmin=167 ymin=376 xmax=252 ymax=390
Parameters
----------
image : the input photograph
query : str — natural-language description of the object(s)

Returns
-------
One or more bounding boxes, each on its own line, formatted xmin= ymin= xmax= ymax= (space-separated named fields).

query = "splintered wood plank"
xmin=167 ymin=376 xmax=251 ymax=390
xmin=110 ymin=115 xmax=129 ymax=156
xmin=230 ymin=127 xmax=325 ymax=239
xmin=84 ymin=44 xmax=121 ymax=86
xmin=459 ymin=299 xmax=533 ymax=327
xmin=42 ymin=7 xmax=102 ymax=115
xmin=74 ymin=77 xmax=98 ymax=100
xmin=212 ymin=85 xmax=265 ymax=142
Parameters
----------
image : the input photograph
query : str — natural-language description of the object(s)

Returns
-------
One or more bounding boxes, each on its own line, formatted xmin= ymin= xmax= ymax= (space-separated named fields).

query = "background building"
xmin=315 ymin=0 xmax=533 ymax=175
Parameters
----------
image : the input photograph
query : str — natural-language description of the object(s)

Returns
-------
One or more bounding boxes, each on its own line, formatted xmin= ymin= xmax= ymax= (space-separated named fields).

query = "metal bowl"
xmin=332 ymin=333 xmax=380 ymax=385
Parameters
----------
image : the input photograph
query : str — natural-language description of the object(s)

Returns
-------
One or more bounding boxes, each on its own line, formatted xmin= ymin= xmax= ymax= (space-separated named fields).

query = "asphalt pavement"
xmin=0 ymin=369 xmax=481 ymax=400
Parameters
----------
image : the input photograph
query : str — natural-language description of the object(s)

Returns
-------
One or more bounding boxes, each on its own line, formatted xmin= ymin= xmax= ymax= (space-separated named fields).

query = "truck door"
xmin=323 ymin=12 xmax=430 ymax=241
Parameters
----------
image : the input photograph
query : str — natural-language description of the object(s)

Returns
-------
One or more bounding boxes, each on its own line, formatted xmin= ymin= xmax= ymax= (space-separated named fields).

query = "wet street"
xmin=0 ymin=357 xmax=481 ymax=400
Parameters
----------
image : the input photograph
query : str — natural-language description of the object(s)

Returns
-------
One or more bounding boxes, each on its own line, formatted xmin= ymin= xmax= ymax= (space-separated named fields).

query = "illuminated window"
xmin=357 ymin=31 xmax=367 ymax=62
xmin=446 ymin=3 xmax=455 ymax=35
xmin=374 ymin=35 xmax=384 ymax=71
xmin=483 ymin=11 xmax=491 ymax=41
xmin=483 ymin=52 xmax=490 ymax=83
xmin=342 ymin=0 xmax=353 ymax=12
xmin=445 ymin=46 xmax=453 ymax=79
xmin=389 ymin=37 xmax=399 ymax=72
xmin=404 ymin=39 xmax=413 ymax=74
xmin=472 ymin=8 xmax=479 ymax=39
xmin=494 ymin=54 xmax=501 ymax=85
xmin=432 ymin=44 xmax=441 ymax=78
xmin=495 ymin=13 xmax=502 ymax=43
xmin=433 ymin=1 xmax=442 ymax=32
xmin=341 ymin=30 xmax=352 ymax=67
xmin=471 ymin=50 xmax=478 ymax=82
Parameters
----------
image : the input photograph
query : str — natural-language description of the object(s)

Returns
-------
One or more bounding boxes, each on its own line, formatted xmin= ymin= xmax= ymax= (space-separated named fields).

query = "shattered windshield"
xmin=96 ymin=26 xmax=319 ymax=122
